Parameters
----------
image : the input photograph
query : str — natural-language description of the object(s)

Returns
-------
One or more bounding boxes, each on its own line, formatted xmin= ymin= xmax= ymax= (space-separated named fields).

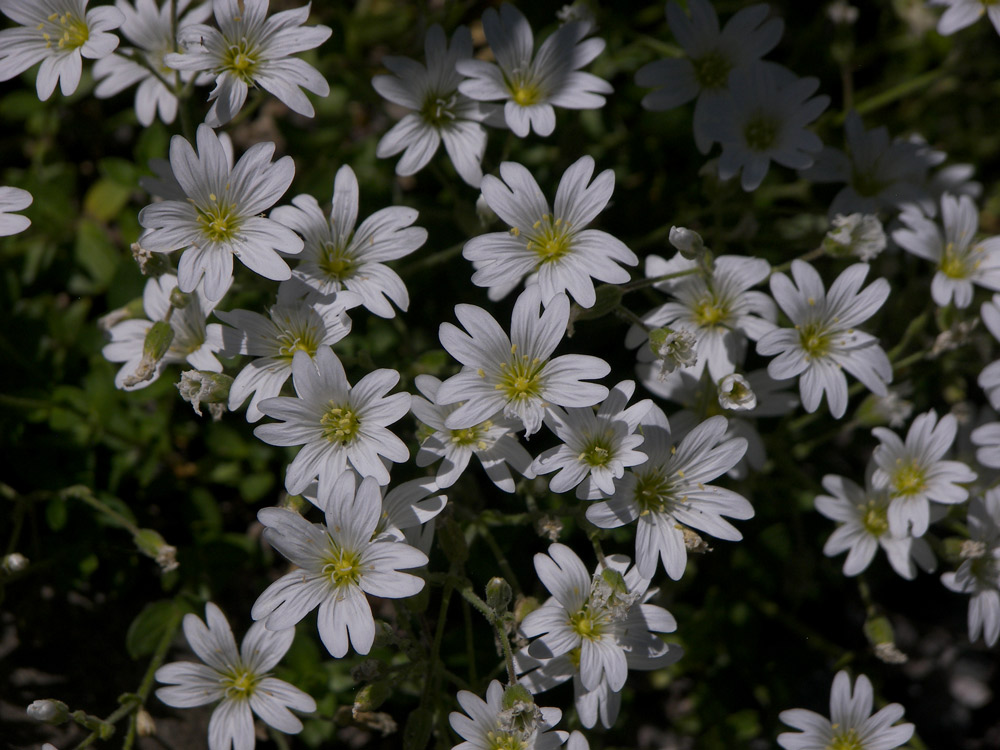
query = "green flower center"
xmin=41 ymin=11 xmax=90 ymax=51
xmin=891 ymin=458 xmax=926 ymax=497
xmin=744 ymin=113 xmax=780 ymax=151
xmin=322 ymin=546 xmax=363 ymax=587
xmin=196 ymin=194 xmax=241 ymax=243
xmin=318 ymin=241 xmax=358 ymax=282
xmin=797 ymin=320 xmax=830 ymax=359
xmin=693 ymin=297 xmax=727 ymax=327
xmin=495 ymin=350 xmax=546 ymax=403
xmin=860 ymin=500 xmax=889 ymax=537
xmin=486 ymin=731 xmax=526 ymax=750
xmin=525 ymin=214 xmax=573 ymax=265
xmin=569 ymin=609 xmax=604 ymax=640
xmin=826 ymin=729 xmax=864 ymax=750
xmin=320 ymin=402 xmax=361 ymax=444
xmin=221 ymin=38 xmax=258 ymax=83
xmin=420 ymin=92 xmax=458 ymax=127
xmin=851 ymin=168 xmax=888 ymax=198
xmin=276 ymin=328 xmax=321 ymax=359
xmin=223 ymin=669 xmax=259 ymax=700
xmin=940 ymin=241 xmax=977 ymax=280
xmin=505 ymin=69 xmax=544 ymax=107
xmin=692 ymin=50 xmax=732 ymax=90
xmin=579 ymin=432 xmax=614 ymax=467
xmin=633 ymin=466 xmax=679 ymax=515
xmin=451 ymin=421 xmax=491 ymax=449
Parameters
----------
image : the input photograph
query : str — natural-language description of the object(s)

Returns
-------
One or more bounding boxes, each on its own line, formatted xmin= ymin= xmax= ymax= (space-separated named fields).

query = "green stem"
xmin=614 ymin=305 xmax=651 ymax=332
xmin=477 ymin=524 xmax=522 ymax=596
xmin=397 ymin=242 xmax=465 ymax=277
xmin=771 ymin=246 xmax=824 ymax=275
xmin=843 ymin=69 xmax=945 ymax=122
xmin=458 ymin=583 xmax=517 ymax=685
xmin=124 ymin=607 xmax=182 ymax=750
xmin=421 ymin=576 xmax=455 ymax=705
xmin=619 ymin=267 xmax=700 ymax=293
xmin=61 ymin=486 xmax=141 ymax=537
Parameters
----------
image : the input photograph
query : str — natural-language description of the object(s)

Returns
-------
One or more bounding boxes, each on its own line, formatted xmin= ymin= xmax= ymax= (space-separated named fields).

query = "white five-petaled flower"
xmin=253 ymin=473 xmax=428 ymax=658
xmin=465 ymin=157 xmax=637 ymax=308
xmin=155 ymin=602 xmax=316 ymax=750
xmin=627 ymin=252 xmax=776 ymax=381
xmin=815 ymin=471 xmax=936 ymax=580
xmin=941 ymin=490 xmax=1000 ymax=646
xmin=0 ymin=186 xmax=31 ymax=236
xmin=436 ymin=289 xmax=611 ymax=437
xmin=757 ymin=260 xmax=891 ymax=419
xmin=892 ymin=193 xmax=1000 ymax=309
xmin=102 ymin=273 xmax=225 ymax=391
xmin=635 ymin=0 xmax=784 ymax=153
xmin=531 ymin=380 xmax=652 ymax=500
xmin=373 ymin=24 xmax=499 ymax=188
xmin=93 ymin=0 xmax=212 ymax=126
xmin=449 ymin=679 xmax=567 ymax=750
xmin=0 ymin=0 xmax=124 ymax=100
xmin=871 ymin=409 xmax=976 ymax=538
xmin=165 ymin=0 xmax=332 ymax=127
xmin=138 ymin=124 xmax=303 ymax=302
xmin=701 ymin=63 xmax=829 ymax=191
xmin=217 ymin=297 xmax=356 ymax=422
xmin=930 ymin=0 xmax=1000 ymax=36
xmin=254 ymin=346 xmax=411 ymax=493
xmin=271 ymin=164 xmax=427 ymax=318
xmin=411 ymin=374 xmax=535 ymax=493
xmin=520 ymin=544 xmax=680 ymax=696
xmin=586 ymin=405 xmax=752 ymax=580
xmin=777 ymin=670 xmax=914 ymax=750
xmin=801 ymin=111 xmax=932 ymax=217
xmin=456 ymin=3 xmax=612 ymax=138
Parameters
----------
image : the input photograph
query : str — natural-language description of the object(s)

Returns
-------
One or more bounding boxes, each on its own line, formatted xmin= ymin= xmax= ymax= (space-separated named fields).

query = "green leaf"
xmin=125 ymin=599 xmax=183 ymax=660
xmin=84 ymin=179 xmax=131 ymax=222
xmin=73 ymin=219 xmax=121 ymax=292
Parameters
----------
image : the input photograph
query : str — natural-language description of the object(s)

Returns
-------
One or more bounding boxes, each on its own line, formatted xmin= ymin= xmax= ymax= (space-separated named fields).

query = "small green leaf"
xmin=84 ymin=179 xmax=131 ymax=222
xmin=125 ymin=600 xmax=183 ymax=660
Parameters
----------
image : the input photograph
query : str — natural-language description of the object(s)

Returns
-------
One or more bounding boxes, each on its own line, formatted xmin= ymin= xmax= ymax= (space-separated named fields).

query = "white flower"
xmin=0 ymin=185 xmax=31 ymax=236
xmin=520 ymin=544 xmax=680 ymax=695
xmin=92 ymin=0 xmax=211 ymax=126
xmin=816 ymin=472 xmax=936 ymax=579
xmin=138 ymin=124 xmax=303 ymax=302
xmin=717 ymin=373 xmax=756 ymax=410
xmin=165 ymin=0 xmax=331 ymax=127
xmin=449 ymin=679 xmax=567 ymax=750
xmin=218 ymin=299 xmax=355 ymax=422
xmin=253 ymin=473 xmax=427 ymax=657
xmin=635 ymin=0 xmax=784 ymax=153
xmin=931 ymin=0 xmax=1000 ymax=36
xmin=586 ymin=406 xmax=751 ymax=580
xmin=465 ymin=156 xmax=637 ymax=308
xmin=531 ymin=381 xmax=652 ymax=500
xmin=971 ymin=420 xmax=1000 ymax=469
xmin=871 ymin=409 xmax=976 ymax=537
xmin=155 ymin=602 xmax=316 ymax=750
xmin=456 ymin=3 xmax=611 ymax=138
xmin=979 ymin=295 xmax=1000 ymax=410
xmin=942 ymin=491 xmax=1000 ymax=646
xmin=254 ymin=346 xmax=410 ymax=493
xmin=412 ymin=374 xmax=534 ymax=493
xmin=436 ymin=289 xmax=610 ymax=437
xmin=377 ymin=477 xmax=447 ymax=556
xmin=373 ymin=24 xmax=498 ymax=187
xmin=757 ymin=260 xmax=891 ymax=419
xmin=892 ymin=193 xmax=1000 ymax=309
xmin=102 ymin=273 xmax=225 ymax=391
xmin=628 ymin=253 xmax=776 ymax=381
xmin=271 ymin=164 xmax=427 ymax=318
xmin=823 ymin=213 xmax=887 ymax=262
xmin=801 ymin=111 xmax=932 ymax=216
xmin=647 ymin=326 xmax=698 ymax=379
xmin=778 ymin=670 xmax=914 ymax=750
xmin=0 ymin=0 xmax=124 ymax=100
xmin=701 ymin=63 xmax=829 ymax=191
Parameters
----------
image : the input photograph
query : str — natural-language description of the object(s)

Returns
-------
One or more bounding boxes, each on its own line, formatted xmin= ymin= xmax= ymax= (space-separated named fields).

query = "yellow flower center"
xmin=797 ymin=321 xmax=830 ymax=359
xmin=940 ymin=241 xmax=972 ymax=279
xmin=693 ymin=298 xmax=727 ymax=327
xmin=276 ymin=328 xmax=321 ymax=359
xmin=486 ymin=732 xmax=526 ymax=750
xmin=322 ymin=546 xmax=363 ymax=587
xmin=221 ymin=38 xmax=258 ymax=83
xmin=196 ymin=194 xmax=241 ymax=243
xmin=223 ymin=669 xmax=259 ymax=699
xmin=40 ymin=12 xmax=90 ymax=51
xmin=891 ymin=458 xmax=926 ymax=497
xmin=579 ymin=432 xmax=614 ymax=467
xmin=692 ymin=50 xmax=732 ymax=90
xmin=318 ymin=241 xmax=358 ymax=282
xmin=451 ymin=421 xmax=491 ymax=450
xmin=320 ymin=402 xmax=361 ymax=444
xmin=569 ymin=609 xmax=603 ymax=640
xmin=524 ymin=214 xmax=573 ymax=265
xmin=420 ymin=92 xmax=458 ymax=127
xmin=633 ymin=466 xmax=679 ymax=514
xmin=744 ymin=113 xmax=780 ymax=152
xmin=826 ymin=729 xmax=864 ymax=750
xmin=860 ymin=501 xmax=889 ymax=537
xmin=495 ymin=351 xmax=545 ymax=402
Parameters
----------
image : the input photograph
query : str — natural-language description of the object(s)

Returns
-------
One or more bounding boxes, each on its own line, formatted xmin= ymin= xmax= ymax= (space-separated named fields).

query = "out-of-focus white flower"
xmin=823 ymin=213 xmax=886 ymax=261
xmin=942 ymin=491 xmax=1000 ymax=646
xmin=930 ymin=0 xmax=1000 ymax=37
xmin=0 ymin=186 xmax=32 ymax=236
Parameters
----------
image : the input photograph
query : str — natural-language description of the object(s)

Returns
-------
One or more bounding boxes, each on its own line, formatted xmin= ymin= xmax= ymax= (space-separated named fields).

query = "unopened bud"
xmin=718 ymin=373 xmax=756 ymax=411
xmin=486 ymin=577 xmax=512 ymax=613
xmin=123 ymin=320 xmax=174 ymax=387
xmin=133 ymin=528 xmax=179 ymax=573
xmin=354 ymin=682 xmax=392 ymax=713
xmin=169 ymin=288 xmax=192 ymax=309
xmin=131 ymin=241 xmax=171 ymax=276
xmin=177 ymin=371 xmax=233 ymax=418
xmin=669 ymin=226 xmax=705 ymax=259
xmin=2 ymin=552 xmax=28 ymax=574
xmin=27 ymin=699 xmax=70 ymax=725
xmin=136 ymin=708 xmax=156 ymax=737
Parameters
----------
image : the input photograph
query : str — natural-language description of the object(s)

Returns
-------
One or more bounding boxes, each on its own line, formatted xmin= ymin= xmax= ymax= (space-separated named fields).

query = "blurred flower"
xmin=942 ymin=491 xmax=1000 ymax=645
xmin=165 ymin=0 xmax=331 ymax=127
xmin=930 ymin=0 xmax=1000 ymax=36
xmin=253 ymin=473 xmax=427 ymax=657
xmin=155 ymin=602 xmax=316 ymax=750
xmin=465 ymin=156 xmax=637 ymax=308
xmin=137 ymin=124 xmax=302 ymax=301
xmin=457 ymin=3 xmax=611 ymax=137
xmin=0 ymin=186 xmax=31 ymax=236
xmin=823 ymin=213 xmax=886 ymax=261
xmin=778 ymin=670 xmax=914 ymax=750
xmin=758 ymin=260 xmax=891 ymax=419
xmin=0 ymin=0 xmax=124 ymax=100
xmin=272 ymin=165 xmax=427 ymax=318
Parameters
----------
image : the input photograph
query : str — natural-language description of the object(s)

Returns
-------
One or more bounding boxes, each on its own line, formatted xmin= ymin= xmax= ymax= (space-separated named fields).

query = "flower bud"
xmin=177 ymin=371 xmax=233 ymax=418
xmin=486 ymin=577 xmax=513 ymax=613
xmin=169 ymin=288 xmax=192 ymax=309
xmin=133 ymin=528 xmax=178 ymax=572
xmin=123 ymin=320 xmax=174 ymax=387
xmin=27 ymin=699 xmax=70 ymax=725
xmin=2 ymin=552 xmax=28 ymax=574
xmin=669 ymin=226 xmax=705 ymax=259
xmin=718 ymin=373 xmax=757 ymax=411
xmin=354 ymin=682 xmax=392 ymax=713
xmin=136 ymin=708 xmax=156 ymax=737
